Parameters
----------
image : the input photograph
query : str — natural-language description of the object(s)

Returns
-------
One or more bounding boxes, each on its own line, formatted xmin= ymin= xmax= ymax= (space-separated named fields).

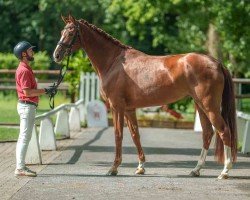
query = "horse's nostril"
xmin=56 ymin=54 xmax=59 ymax=59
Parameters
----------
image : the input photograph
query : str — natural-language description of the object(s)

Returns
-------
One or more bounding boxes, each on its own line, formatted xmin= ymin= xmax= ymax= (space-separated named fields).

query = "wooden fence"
xmin=1 ymin=70 xmax=250 ymax=108
xmin=0 ymin=69 xmax=69 ymax=91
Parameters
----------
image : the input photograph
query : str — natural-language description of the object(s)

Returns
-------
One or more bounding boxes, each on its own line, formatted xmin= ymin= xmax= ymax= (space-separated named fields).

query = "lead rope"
xmin=49 ymin=22 xmax=82 ymax=109
xmin=48 ymin=55 xmax=70 ymax=109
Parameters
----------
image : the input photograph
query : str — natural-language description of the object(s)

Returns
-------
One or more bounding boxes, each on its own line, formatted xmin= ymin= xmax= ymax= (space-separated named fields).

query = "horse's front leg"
xmin=125 ymin=110 xmax=146 ymax=175
xmin=106 ymin=108 xmax=124 ymax=176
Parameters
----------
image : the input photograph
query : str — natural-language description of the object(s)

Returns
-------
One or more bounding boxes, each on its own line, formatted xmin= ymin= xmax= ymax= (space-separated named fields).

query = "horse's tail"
xmin=215 ymin=64 xmax=237 ymax=163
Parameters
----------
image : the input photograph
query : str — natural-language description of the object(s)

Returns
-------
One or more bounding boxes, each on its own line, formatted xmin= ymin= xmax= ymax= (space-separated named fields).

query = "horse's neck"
xmin=80 ymin=23 xmax=123 ymax=77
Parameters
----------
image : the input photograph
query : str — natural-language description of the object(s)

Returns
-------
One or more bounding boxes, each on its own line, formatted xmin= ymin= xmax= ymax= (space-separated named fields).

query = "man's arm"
xmin=23 ymin=88 xmax=46 ymax=97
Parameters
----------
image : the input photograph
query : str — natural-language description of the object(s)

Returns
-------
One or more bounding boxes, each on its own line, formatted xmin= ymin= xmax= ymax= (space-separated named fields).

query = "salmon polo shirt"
xmin=15 ymin=61 xmax=39 ymax=104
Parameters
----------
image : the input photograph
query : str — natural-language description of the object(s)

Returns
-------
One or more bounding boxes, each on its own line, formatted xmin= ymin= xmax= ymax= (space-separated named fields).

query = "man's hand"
xmin=44 ymin=85 xmax=57 ymax=96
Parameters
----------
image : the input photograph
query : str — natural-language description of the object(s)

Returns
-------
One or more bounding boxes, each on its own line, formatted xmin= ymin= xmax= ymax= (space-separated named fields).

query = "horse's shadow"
xmin=47 ymin=127 xmax=250 ymax=173
xmin=37 ymin=173 xmax=250 ymax=180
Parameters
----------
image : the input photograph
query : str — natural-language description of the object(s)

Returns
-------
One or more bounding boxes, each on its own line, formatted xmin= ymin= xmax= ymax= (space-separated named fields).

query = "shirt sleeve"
xmin=19 ymin=70 xmax=32 ymax=89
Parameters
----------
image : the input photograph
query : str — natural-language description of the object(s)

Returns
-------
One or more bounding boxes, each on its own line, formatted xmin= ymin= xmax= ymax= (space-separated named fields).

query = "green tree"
xmin=63 ymin=51 xmax=93 ymax=102
xmin=0 ymin=0 xmax=106 ymax=56
xmin=101 ymin=0 xmax=250 ymax=77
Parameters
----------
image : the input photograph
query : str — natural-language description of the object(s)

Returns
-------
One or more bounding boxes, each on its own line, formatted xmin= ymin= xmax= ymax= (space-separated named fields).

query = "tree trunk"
xmin=70 ymin=92 xmax=76 ymax=103
xmin=206 ymin=23 xmax=222 ymax=60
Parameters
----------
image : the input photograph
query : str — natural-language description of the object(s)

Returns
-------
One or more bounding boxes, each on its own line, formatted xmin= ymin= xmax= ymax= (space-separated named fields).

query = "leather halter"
xmin=49 ymin=24 xmax=81 ymax=109
xmin=57 ymin=24 xmax=80 ymax=55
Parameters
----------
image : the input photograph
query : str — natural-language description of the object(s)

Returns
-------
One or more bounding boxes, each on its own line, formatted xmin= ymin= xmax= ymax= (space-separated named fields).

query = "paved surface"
xmin=1 ymin=127 xmax=250 ymax=200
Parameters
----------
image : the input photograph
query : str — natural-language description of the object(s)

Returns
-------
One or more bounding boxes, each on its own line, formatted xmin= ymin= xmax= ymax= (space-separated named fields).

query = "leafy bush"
xmin=33 ymin=51 xmax=51 ymax=70
xmin=0 ymin=51 xmax=50 ymax=80
xmin=0 ymin=53 xmax=19 ymax=69
xmin=63 ymin=50 xmax=94 ymax=102
xmin=0 ymin=51 xmax=50 ymax=70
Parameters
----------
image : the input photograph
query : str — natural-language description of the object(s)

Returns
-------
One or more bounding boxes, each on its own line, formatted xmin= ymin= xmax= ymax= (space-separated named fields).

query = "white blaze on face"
xmin=53 ymin=29 xmax=67 ymax=62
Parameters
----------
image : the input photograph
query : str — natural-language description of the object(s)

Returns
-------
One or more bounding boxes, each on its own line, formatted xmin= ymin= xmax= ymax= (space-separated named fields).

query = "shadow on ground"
xmin=58 ymin=128 xmax=250 ymax=170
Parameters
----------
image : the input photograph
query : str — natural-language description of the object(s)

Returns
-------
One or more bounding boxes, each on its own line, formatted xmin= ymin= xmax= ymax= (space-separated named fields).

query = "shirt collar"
xmin=19 ymin=61 xmax=32 ymax=71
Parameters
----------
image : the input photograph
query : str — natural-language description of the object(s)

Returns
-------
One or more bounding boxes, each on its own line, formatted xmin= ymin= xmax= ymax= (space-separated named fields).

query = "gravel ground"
xmin=10 ymin=127 xmax=250 ymax=200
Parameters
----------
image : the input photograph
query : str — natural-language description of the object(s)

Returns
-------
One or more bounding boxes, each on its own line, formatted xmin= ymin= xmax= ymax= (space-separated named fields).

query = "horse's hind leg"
xmin=190 ymin=103 xmax=214 ymax=177
xmin=206 ymin=110 xmax=232 ymax=179
xmin=125 ymin=110 xmax=146 ymax=175
xmin=198 ymin=97 xmax=232 ymax=179
xmin=106 ymin=109 xmax=124 ymax=176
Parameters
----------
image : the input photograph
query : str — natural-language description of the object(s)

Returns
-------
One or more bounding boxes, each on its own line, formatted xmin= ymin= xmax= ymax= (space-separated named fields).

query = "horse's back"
xmin=106 ymin=50 xmax=224 ymax=108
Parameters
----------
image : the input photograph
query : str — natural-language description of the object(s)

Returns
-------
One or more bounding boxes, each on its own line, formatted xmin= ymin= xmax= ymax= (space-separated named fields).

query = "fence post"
xmin=194 ymin=111 xmax=202 ymax=132
xmin=95 ymin=74 xmax=100 ymax=99
xmin=78 ymin=103 xmax=86 ymax=123
xmin=39 ymin=118 xmax=57 ymax=150
xmin=54 ymin=109 xmax=70 ymax=138
xmin=69 ymin=107 xmax=81 ymax=132
xmin=26 ymin=125 xmax=42 ymax=164
xmin=236 ymin=82 xmax=242 ymax=110
xmin=79 ymin=72 xmax=84 ymax=101
xmin=85 ymin=72 xmax=90 ymax=106
xmin=242 ymin=121 xmax=250 ymax=154
xmin=91 ymin=72 xmax=96 ymax=101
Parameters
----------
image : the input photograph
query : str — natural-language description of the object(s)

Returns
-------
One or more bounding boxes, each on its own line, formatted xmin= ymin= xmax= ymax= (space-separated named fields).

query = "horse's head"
xmin=53 ymin=14 xmax=81 ymax=63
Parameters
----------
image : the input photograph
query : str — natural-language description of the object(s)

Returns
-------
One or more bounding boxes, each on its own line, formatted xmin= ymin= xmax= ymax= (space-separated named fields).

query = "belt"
xmin=18 ymin=100 xmax=38 ymax=107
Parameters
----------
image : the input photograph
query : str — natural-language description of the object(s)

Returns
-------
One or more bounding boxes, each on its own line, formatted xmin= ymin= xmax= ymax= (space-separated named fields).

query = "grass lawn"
xmin=0 ymin=92 xmax=71 ymax=141
xmin=240 ymin=99 xmax=250 ymax=114
xmin=0 ymin=92 xmax=70 ymax=124
xmin=0 ymin=126 xmax=70 ymax=142
xmin=0 ymin=127 xmax=19 ymax=141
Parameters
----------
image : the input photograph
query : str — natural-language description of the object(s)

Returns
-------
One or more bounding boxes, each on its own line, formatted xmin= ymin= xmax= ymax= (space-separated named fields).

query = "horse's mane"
xmin=78 ymin=19 xmax=132 ymax=50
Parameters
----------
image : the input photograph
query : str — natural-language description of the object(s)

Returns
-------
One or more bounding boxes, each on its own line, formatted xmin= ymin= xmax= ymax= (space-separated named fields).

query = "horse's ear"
xmin=61 ymin=15 xmax=67 ymax=24
xmin=68 ymin=14 xmax=76 ymax=24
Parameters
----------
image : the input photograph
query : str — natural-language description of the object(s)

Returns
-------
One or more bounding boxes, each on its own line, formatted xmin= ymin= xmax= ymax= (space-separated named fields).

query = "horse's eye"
xmin=69 ymin=32 xmax=73 ymax=37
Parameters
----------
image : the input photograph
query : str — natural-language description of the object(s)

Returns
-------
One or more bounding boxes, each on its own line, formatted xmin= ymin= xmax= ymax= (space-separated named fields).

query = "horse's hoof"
xmin=106 ymin=169 xmax=118 ymax=176
xmin=218 ymin=173 xmax=229 ymax=180
xmin=189 ymin=170 xmax=200 ymax=177
xmin=135 ymin=168 xmax=145 ymax=175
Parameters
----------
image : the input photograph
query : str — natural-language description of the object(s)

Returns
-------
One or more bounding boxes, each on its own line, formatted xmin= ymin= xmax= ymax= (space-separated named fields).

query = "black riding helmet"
xmin=13 ymin=41 xmax=35 ymax=59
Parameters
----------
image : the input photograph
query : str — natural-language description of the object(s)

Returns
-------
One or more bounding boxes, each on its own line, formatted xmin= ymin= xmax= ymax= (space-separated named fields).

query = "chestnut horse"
xmin=53 ymin=15 xmax=237 ymax=179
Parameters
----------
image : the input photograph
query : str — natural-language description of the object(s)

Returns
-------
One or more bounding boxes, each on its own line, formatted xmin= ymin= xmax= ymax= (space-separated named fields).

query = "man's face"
xmin=27 ymin=48 xmax=34 ymax=57
xmin=22 ymin=48 xmax=34 ymax=61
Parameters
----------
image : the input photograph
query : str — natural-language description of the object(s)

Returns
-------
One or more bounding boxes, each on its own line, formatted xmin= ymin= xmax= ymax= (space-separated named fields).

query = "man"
xmin=14 ymin=41 xmax=56 ymax=177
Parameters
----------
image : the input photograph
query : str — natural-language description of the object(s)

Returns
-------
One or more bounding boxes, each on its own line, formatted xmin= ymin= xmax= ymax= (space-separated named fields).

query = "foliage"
xmin=0 ymin=51 xmax=50 ymax=70
xmin=1 ymin=0 xmax=249 ymax=76
xmin=210 ymin=0 xmax=250 ymax=77
xmin=32 ymin=51 xmax=51 ymax=70
xmin=0 ymin=127 xmax=19 ymax=141
xmin=63 ymin=50 xmax=93 ymax=102
xmin=0 ymin=53 xmax=19 ymax=69
xmin=0 ymin=91 xmax=70 ymax=124
xmin=0 ymin=0 xmax=105 ymax=56
xmin=102 ymin=0 xmax=250 ymax=76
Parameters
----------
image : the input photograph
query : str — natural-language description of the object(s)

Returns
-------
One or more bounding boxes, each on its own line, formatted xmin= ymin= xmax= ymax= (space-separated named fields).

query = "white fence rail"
xmin=237 ymin=111 xmax=250 ymax=154
xmin=26 ymin=99 xmax=85 ymax=164
xmin=195 ymin=111 xmax=250 ymax=154
xmin=79 ymin=72 xmax=100 ymax=106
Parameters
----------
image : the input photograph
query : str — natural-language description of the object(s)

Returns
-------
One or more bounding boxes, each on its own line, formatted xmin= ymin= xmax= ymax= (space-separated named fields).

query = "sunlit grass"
xmin=0 ymin=127 xmax=19 ymax=141
xmin=0 ymin=91 xmax=71 ymax=141
xmin=0 ymin=91 xmax=70 ymax=124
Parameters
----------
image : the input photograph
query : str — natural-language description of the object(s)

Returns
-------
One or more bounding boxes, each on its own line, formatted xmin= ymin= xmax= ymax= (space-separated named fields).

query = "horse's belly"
xmin=125 ymin=85 xmax=188 ymax=108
